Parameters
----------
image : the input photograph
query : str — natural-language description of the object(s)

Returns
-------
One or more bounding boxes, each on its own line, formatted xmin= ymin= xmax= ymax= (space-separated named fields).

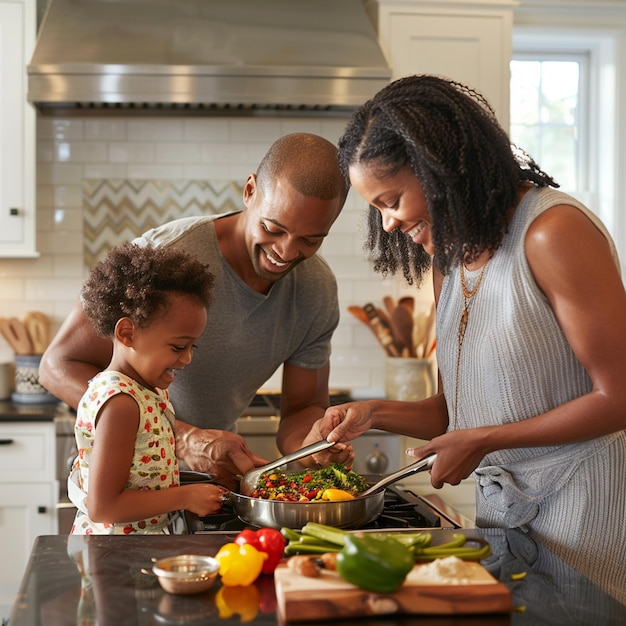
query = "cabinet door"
xmin=0 ymin=0 xmax=37 ymax=257
xmin=0 ymin=482 xmax=57 ymax=619
xmin=373 ymin=1 xmax=513 ymax=128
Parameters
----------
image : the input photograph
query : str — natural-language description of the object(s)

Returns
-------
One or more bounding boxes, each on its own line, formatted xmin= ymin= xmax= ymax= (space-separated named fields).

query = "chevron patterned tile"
xmin=83 ymin=179 xmax=244 ymax=269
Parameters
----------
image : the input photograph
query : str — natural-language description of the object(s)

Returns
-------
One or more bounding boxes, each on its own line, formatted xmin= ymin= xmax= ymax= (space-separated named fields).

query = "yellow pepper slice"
xmin=215 ymin=543 xmax=267 ymax=586
xmin=321 ymin=488 xmax=355 ymax=501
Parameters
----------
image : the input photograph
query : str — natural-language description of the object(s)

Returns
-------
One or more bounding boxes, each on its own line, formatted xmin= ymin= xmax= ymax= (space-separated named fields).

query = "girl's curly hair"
xmin=81 ymin=243 xmax=214 ymax=338
xmin=338 ymin=74 xmax=558 ymax=284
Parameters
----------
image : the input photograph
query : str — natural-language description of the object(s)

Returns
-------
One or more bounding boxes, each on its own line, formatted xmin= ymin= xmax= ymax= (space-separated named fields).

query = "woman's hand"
xmin=316 ymin=401 xmax=376 ymax=443
xmin=296 ymin=420 xmax=354 ymax=467
xmin=407 ymin=427 xmax=493 ymax=489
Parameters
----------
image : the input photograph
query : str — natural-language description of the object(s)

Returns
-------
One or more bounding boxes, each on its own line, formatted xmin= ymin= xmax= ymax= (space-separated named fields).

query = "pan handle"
xmin=359 ymin=453 xmax=437 ymax=497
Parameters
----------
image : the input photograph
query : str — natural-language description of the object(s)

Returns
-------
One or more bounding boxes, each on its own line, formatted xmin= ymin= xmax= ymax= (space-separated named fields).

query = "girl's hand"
xmin=181 ymin=484 xmax=230 ymax=516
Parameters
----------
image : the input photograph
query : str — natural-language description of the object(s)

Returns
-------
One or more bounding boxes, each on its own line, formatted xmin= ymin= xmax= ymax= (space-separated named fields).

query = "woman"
xmin=315 ymin=75 xmax=626 ymax=592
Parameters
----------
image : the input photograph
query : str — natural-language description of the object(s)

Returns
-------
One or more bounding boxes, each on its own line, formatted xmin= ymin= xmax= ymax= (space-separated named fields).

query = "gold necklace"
xmin=453 ymin=259 xmax=489 ymax=429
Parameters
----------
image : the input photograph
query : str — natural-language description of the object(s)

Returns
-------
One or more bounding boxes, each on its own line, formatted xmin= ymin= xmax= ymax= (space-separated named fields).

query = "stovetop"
xmin=244 ymin=390 xmax=354 ymax=416
xmin=183 ymin=484 xmax=461 ymax=534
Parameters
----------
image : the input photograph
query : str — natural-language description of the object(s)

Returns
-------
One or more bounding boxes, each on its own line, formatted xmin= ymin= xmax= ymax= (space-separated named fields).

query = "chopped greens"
xmin=250 ymin=463 xmax=369 ymax=502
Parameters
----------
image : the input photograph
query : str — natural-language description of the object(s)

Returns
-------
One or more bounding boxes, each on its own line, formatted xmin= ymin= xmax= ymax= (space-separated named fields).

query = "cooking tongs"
xmin=239 ymin=439 xmax=336 ymax=495
xmin=359 ymin=453 xmax=437 ymax=498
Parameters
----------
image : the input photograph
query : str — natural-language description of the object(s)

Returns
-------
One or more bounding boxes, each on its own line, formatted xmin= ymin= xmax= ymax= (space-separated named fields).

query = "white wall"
xmin=0 ymin=114 xmax=434 ymax=396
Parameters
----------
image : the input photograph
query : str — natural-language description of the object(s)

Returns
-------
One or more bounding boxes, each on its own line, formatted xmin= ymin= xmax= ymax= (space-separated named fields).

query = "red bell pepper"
xmin=234 ymin=527 xmax=286 ymax=574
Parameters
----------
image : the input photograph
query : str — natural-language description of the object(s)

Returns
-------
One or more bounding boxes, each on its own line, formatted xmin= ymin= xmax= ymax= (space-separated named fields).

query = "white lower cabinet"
xmin=0 ymin=422 xmax=57 ymax=621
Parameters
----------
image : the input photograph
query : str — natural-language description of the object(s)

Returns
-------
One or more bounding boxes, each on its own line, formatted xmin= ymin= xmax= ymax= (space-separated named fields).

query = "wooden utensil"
xmin=391 ymin=305 xmax=415 ymax=357
xmin=22 ymin=311 xmax=50 ymax=355
xmin=0 ymin=317 xmax=33 ymax=355
xmin=347 ymin=305 xmax=370 ymax=327
xmin=398 ymin=296 xmax=414 ymax=314
xmin=383 ymin=295 xmax=396 ymax=319
xmin=363 ymin=303 xmax=401 ymax=357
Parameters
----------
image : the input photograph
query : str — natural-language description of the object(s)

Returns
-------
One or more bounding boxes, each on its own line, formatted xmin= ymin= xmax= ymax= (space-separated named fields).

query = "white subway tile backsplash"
xmin=7 ymin=255 xmax=54 ymax=279
xmin=228 ymin=119 xmax=282 ymax=142
xmin=183 ymin=119 xmax=230 ymax=142
xmin=108 ymin=142 xmax=156 ymax=163
xmin=53 ymin=254 xmax=86 ymax=278
xmin=127 ymin=164 xmax=185 ymax=179
xmin=40 ymin=118 xmax=84 ymax=141
xmin=321 ymin=234 xmax=359 ymax=257
xmin=155 ymin=142 xmax=202 ymax=163
xmin=127 ymin=118 xmax=184 ymax=141
xmin=84 ymin=119 xmax=128 ymax=141
xmin=25 ymin=277 xmax=84 ymax=301
xmin=36 ymin=141 xmax=55 ymax=163
xmin=48 ymin=185 xmax=84 ymax=209
xmin=37 ymin=163 xmax=84 ymax=185
xmin=280 ymin=119 xmax=324 ymax=136
xmin=183 ymin=164 xmax=231 ymax=179
xmin=83 ymin=164 xmax=128 ymax=179
xmin=0 ymin=276 xmax=26 ymax=299
xmin=228 ymin=164 xmax=257 ymax=182
xmin=60 ymin=142 xmax=108 ymax=163
xmin=200 ymin=142 xmax=248 ymax=164
xmin=37 ymin=230 xmax=83 ymax=256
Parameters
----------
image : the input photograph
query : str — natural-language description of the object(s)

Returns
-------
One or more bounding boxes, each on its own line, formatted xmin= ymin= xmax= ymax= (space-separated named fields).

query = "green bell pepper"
xmin=336 ymin=533 xmax=414 ymax=594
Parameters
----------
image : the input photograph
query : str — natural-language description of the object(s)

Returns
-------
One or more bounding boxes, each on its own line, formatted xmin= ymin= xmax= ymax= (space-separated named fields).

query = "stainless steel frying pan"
xmin=226 ymin=453 xmax=437 ymax=529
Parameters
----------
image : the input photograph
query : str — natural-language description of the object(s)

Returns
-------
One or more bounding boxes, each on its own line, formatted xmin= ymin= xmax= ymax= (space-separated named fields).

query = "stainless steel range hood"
xmin=28 ymin=0 xmax=391 ymax=116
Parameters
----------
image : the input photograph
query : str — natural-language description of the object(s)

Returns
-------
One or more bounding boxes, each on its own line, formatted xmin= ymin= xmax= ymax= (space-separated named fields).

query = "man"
xmin=40 ymin=133 xmax=352 ymax=489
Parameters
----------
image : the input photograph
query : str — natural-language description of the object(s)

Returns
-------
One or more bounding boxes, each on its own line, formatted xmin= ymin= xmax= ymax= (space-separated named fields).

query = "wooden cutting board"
xmin=274 ymin=561 xmax=512 ymax=621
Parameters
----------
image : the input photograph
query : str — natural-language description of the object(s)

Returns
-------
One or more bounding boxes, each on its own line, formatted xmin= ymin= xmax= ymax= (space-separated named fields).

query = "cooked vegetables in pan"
xmin=250 ymin=463 xmax=369 ymax=502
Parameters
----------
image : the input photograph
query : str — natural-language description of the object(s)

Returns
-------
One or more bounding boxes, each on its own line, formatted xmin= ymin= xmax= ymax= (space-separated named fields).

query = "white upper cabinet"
xmin=368 ymin=0 xmax=515 ymax=128
xmin=0 ymin=0 xmax=36 ymax=257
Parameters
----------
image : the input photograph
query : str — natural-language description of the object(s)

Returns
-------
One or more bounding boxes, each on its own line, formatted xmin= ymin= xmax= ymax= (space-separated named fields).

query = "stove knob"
xmin=365 ymin=444 xmax=388 ymax=474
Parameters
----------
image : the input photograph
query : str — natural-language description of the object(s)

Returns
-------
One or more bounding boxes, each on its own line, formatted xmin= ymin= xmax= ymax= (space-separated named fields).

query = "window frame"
xmin=511 ymin=28 xmax=618 ymax=233
xmin=510 ymin=51 xmax=589 ymax=195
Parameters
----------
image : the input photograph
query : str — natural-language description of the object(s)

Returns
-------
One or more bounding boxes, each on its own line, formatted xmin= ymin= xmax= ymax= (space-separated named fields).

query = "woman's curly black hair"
xmin=81 ymin=243 xmax=214 ymax=339
xmin=337 ymin=74 xmax=558 ymax=284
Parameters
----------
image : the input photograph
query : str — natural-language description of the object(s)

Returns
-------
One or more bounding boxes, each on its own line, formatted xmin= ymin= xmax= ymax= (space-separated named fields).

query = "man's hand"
xmin=177 ymin=424 xmax=268 ymax=490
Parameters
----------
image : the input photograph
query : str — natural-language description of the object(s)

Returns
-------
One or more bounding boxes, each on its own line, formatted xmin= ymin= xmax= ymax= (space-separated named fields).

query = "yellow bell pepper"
xmin=215 ymin=542 xmax=267 ymax=586
xmin=321 ymin=488 xmax=355 ymax=501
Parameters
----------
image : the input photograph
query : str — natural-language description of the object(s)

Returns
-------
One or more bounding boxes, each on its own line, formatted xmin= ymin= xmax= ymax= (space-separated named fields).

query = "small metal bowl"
xmin=152 ymin=554 xmax=219 ymax=595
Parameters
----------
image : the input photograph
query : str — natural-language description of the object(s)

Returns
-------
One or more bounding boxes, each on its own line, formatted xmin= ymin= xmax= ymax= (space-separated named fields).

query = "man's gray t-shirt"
xmin=135 ymin=213 xmax=339 ymax=431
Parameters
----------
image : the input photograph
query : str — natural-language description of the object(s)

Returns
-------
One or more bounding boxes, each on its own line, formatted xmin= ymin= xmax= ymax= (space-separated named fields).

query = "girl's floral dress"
xmin=68 ymin=371 xmax=180 ymax=535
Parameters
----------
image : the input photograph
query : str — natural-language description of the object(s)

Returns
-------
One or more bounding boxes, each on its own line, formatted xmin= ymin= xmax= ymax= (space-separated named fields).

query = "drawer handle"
xmin=0 ymin=438 xmax=14 ymax=445
xmin=37 ymin=506 xmax=47 ymax=514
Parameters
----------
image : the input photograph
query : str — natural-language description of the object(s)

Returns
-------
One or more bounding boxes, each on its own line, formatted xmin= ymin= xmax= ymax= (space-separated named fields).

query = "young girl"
xmin=68 ymin=243 xmax=228 ymax=534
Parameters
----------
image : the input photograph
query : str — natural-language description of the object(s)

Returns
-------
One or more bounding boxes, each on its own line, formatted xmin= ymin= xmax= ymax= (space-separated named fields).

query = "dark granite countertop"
xmin=9 ymin=528 xmax=626 ymax=625
xmin=0 ymin=399 xmax=72 ymax=422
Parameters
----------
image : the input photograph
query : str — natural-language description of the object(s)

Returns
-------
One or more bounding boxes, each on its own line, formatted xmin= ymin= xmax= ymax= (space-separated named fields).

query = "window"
xmin=510 ymin=53 xmax=588 ymax=193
